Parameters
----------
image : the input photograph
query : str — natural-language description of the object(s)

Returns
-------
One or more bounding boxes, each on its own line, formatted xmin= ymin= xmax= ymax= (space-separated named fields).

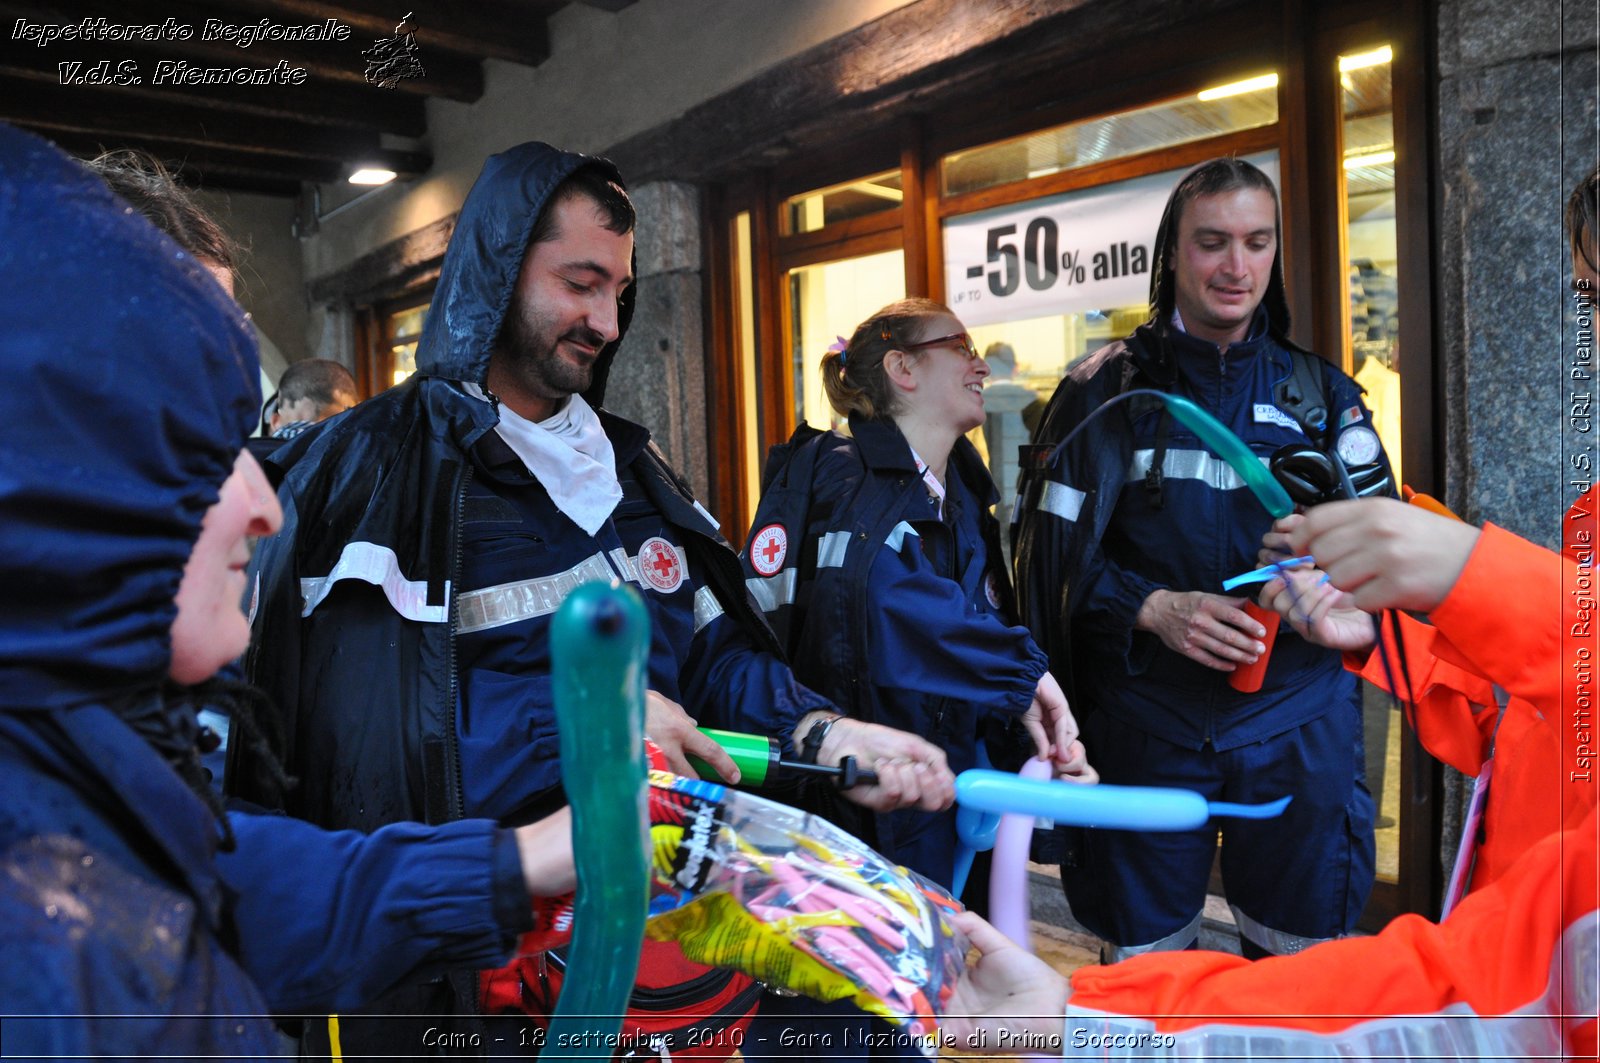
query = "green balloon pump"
xmin=545 ymin=581 xmax=651 ymax=1056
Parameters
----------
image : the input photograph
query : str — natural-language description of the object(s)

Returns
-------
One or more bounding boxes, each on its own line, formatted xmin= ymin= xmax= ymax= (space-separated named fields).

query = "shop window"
xmin=384 ymin=300 xmax=428 ymax=387
xmin=1339 ymin=44 xmax=1401 ymax=488
xmin=355 ymin=295 xmax=430 ymax=397
xmin=1336 ymin=40 xmax=1405 ymax=889
xmin=731 ymin=211 xmax=763 ymax=518
xmin=787 ymin=249 xmax=906 ymax=431
xmin=942 ymin=73 xmax=1280 ymax=198
xmin=781 ymin=169 xmax=903 ymax=236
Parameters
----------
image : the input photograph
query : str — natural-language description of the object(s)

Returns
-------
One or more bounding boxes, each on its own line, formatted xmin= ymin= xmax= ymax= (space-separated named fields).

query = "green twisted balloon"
xmin=545 ymin=581 xmax=651 ymax=1054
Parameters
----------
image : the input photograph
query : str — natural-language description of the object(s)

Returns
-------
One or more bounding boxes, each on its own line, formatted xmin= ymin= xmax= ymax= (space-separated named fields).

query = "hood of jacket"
xmin=0 ymin=125 xmax=259 ymax=712
xmin=414 ymin=141 xmax=635 ymax=407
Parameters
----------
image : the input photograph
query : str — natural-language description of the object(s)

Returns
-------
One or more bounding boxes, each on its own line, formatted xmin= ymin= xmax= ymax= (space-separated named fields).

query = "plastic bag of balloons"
xmin=642 ymin=770 xmax=969 ymax=1051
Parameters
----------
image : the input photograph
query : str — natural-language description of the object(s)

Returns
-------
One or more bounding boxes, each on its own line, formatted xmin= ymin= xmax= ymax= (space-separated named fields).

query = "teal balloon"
xmin=545 ymin=581 xmax=651 ymax=1055
xmin=1160 ymin=394 xmax=1295 ymax=519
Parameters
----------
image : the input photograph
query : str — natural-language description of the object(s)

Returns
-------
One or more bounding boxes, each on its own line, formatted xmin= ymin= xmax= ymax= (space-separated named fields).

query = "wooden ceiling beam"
xmin=0 ymin=75 xmax=388 ymax=162
xmin=195 ymin=0 xmax=553 ymax=67
xmin=20 ymin=125 xmax=329 ymax=192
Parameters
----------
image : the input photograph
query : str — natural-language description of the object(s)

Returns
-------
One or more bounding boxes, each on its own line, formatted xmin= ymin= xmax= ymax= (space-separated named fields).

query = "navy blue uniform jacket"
xmin=742 ymin=414 xmax=1045 ymax=882
xmin=1013 ymin=321 xmax=1386 ymax=749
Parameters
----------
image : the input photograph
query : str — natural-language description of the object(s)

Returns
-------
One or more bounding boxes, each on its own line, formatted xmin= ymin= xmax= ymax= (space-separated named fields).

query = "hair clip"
xmin=826 ymin=335 xmax=850 ymax=365
xmin=879 ymin=323 xmax=893 ymax=343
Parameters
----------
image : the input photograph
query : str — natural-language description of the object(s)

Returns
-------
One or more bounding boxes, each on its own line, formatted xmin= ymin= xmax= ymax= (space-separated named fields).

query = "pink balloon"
xmin=987 ymin=755 xmax=1052 ymax=952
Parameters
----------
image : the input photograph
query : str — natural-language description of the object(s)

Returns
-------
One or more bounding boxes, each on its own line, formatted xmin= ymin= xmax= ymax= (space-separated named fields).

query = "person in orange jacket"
xmin=1242 ymin=165 xmax=1598 ymax=906
xmin=1256 ymin=499 xmax=1592 ymax=903
xmin=939 ymin=500 xmax=1598 ymax=1059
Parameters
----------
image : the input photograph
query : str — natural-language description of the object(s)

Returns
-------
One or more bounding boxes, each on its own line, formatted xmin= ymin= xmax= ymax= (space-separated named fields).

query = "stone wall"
xmin=1435 ymin=0 xmax=1598 ymax=545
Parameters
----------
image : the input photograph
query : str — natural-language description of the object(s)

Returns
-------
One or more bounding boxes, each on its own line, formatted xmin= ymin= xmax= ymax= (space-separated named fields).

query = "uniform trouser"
xmin=1061 ymin=700 xmax=1375 ymax=960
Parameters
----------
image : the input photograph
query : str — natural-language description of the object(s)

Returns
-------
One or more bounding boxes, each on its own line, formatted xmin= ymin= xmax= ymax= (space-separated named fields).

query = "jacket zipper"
xmin=1206 ymin=348 xmax=1229 ymax=746
xmin=445 ymin=459 xmax=473 ymax=822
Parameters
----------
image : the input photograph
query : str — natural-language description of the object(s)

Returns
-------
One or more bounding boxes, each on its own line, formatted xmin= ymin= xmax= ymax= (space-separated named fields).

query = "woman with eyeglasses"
xmin=739 ymin=298 xmax=1095 ymax=898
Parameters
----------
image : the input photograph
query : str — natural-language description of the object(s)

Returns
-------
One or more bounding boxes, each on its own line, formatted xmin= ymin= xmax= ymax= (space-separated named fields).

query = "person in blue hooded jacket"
xmin=0 ymin=126 xmax=583 ymax=1059
xmin=230 ymin=142 xmax=955 ymax=1056
xmin=742 ymin=297 xmax=1095 ymax=892
xmin=1012 ymin=158 xmax=1386 ymax=962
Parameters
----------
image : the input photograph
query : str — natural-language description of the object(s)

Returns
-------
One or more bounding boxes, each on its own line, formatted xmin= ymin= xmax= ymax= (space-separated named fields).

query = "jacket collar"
xmin=845 ymin=412 xmax=999 ymax=508
xmin=847 ymin=413 xmax=919 ymax=472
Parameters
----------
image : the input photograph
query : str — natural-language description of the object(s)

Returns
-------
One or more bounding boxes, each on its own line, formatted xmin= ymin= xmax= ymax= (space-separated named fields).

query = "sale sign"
xmin=943 ymin=153 xmax=1279 ymax=327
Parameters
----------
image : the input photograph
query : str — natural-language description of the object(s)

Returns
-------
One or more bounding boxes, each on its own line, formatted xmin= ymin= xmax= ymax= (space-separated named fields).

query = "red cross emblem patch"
xmin=984 ymin=570 xmax=1002 ymax=610
xmin=749 ymin=523 xmax=788 ymax=577
xmin=638 ymin=537 xmax=685 ymax=593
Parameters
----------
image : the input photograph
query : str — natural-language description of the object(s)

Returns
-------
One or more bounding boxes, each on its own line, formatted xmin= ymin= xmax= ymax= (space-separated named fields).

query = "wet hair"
xmin=278 ymin=358 xmax=357 ymax=411
xmin=1148 ymin=157 xmax=1289 ymax=333
xmin=529 ymin=163 xmax=636 ymax=245
xmin=1568 ymin=164 xmax=1600 ymax=273
xmin=84 ymin=149 xmax=239 ymax=273
xmin=81 ymin=148 xmax=295 ymax=839
xmin=821 ymin=297 xmax=953 ymax=420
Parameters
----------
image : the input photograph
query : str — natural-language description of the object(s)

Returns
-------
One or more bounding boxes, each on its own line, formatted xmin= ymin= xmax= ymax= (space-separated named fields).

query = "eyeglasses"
xmin=900 ymin=331 xmax=980 ymax=360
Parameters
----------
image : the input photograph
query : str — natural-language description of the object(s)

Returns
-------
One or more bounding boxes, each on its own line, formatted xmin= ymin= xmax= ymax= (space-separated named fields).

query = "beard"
xmin=496 ymin=300 xmax=607 ymax=402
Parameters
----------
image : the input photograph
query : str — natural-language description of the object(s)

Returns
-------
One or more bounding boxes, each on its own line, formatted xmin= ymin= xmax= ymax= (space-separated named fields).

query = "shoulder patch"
xmin=1338 ymin=404 xmax=1364 ymax=429
xmin=1335 ymin=425 xmax=1383 ymax=466
xmin=749 ymin=524 xmax=788 ymax=577
xmin=638 ymin=537 xmax=686 ymax=593
xmin=1253 ymin=403 xmax=1305 ymax=433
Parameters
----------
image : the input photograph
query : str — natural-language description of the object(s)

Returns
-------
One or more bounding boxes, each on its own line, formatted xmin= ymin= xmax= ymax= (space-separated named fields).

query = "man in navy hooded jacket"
xmin=1013 ymin=159 xmax=1386 ymax=962
xmin=232 ymin=142 xmax=952 ymax=1054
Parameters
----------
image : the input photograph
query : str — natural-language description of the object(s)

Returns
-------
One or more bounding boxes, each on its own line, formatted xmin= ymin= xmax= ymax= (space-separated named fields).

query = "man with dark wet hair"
xmin=1015 ymin=158 xmax=1390 ymax=962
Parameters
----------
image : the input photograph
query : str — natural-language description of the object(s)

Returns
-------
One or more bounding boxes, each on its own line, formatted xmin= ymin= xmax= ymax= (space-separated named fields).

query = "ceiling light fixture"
xmin=349 ymin=167 xmax=398 ymax=186
xmin=1197 ymin=73 xmax=1279 ymax=101
xmin=1339 ymin=45 xmax=1393 ymax=72
xmin=1343 ymin=149 xmax=1396 ymax=169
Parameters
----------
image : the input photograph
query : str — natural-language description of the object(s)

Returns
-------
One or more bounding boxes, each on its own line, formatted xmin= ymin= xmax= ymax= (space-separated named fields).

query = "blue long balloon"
xmin=956 ymin=771 xmax=1290 ymax=831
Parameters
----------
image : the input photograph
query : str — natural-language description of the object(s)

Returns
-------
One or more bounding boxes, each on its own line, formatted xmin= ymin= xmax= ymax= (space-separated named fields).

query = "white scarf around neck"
xmin=464 ymin=383 xmax=621 ymax=535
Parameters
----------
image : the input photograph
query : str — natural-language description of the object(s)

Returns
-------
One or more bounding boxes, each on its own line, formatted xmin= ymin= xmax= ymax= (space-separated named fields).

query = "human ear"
xmin=883 ymin=349 xmax=917 ymax=392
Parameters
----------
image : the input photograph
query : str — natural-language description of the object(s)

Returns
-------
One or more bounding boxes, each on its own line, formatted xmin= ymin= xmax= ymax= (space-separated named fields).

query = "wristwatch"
xmin=797 ymin=714 xmax=844 ymax=765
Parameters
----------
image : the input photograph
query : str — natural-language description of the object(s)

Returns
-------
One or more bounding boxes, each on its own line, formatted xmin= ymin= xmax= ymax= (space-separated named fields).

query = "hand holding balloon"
xmin=1278 ymin=499 xmax=1480 ymax=614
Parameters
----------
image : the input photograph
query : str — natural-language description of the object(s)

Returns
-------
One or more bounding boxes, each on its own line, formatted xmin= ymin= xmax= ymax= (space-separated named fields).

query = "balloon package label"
xmin=643 ymin=771 xmax=969 ymax=1051
xmin=647 ymin=772 xmax=730 ymax=905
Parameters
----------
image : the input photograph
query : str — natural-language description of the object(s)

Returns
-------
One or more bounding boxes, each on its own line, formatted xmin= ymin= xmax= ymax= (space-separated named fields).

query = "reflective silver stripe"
xmin=608 ymin=547 xmax=640 ymax=583
xmin=1063 ymin=911 xmax=1599 ymax=1060
xmin=454 ymin=552 xmax=615 ymax=634
xmin=745 ymin=570 xmax=796 ymax=614
xmin=692 ymin=586 xmax=723 ymax=633
xmin=1100 ymin=911 xmax=1201 ymax=964
xmin=816 ymin=531 xmax=851 ymax=570
xmin=1038 ymin=480 xmax=1086 ymax=522
xmin=692 ymin=498 xmax=721 ymax=532
xmin=299 ymin=541 xmax=450 ymax=623
xmin=884 ymin=521 xmax=919 ymax=553
xmin=1126 ymin=448 xmax=1271 ymax=492
xmin=1230 ymin=904 xmax=1332 ymax=956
